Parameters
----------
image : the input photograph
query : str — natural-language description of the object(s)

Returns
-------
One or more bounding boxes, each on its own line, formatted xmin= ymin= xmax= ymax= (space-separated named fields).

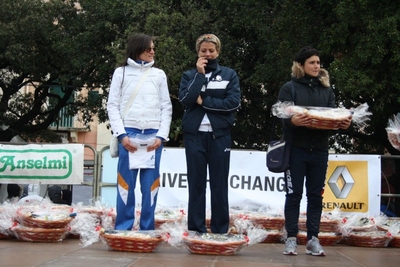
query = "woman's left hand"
xmin=147 ymin=138 xmax=162 ymax=152
xmin=339 ymin=116 xmax=352 ymax=129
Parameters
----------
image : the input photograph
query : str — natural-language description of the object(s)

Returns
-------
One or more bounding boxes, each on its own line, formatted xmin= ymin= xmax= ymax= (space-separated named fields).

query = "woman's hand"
xmin=196 ymin=57 xmax=207 ymax=74
xmin=339 ymin=116 xmax=352 ymax=129
xmin=121 ymin=136 xmax=137 ymax=153
xmin=147 ymin=138 xmax=162 ymax=152
xmin=291 ymin=113 xmax=311 ymax=127
xmin=196 ymin=95 xmax=203 ymax=105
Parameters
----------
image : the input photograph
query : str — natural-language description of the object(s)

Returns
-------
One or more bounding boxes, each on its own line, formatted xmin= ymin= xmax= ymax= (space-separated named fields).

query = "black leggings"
xmin=284 ymin=146 xmax=328 ymax=240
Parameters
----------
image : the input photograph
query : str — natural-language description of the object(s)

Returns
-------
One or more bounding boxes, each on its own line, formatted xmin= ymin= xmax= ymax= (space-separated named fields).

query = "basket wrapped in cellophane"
xmin=16 ymin=206 xmax=74 ymax=229
xmin=345 ymin=231 xmax=393 ymax=248
xmin=182 ymin=231 xmax=248 ymax=255
xmin=12 ymin=225 xmax=69 ymax=242
xmin=100 ymin=229 xmax=167 ymax=252
xmin=272 ymin=102 xmax=371 ymax=130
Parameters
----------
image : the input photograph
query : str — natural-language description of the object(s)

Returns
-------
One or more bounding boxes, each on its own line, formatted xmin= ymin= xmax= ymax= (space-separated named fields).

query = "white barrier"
xmin=101 ymin=148 xmax=381 ymax=216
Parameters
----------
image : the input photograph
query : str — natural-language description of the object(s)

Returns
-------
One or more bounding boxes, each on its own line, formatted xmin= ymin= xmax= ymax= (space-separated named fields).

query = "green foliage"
xmin=1 ymin=0 xmax=400 ymax=155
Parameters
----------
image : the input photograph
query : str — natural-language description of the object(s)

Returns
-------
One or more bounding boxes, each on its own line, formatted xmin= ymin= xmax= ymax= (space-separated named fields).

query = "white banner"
xmin=101 ymin=148 xmax=381 ymax=216
xmin=0 ymin=144 xmax=84 ymax=184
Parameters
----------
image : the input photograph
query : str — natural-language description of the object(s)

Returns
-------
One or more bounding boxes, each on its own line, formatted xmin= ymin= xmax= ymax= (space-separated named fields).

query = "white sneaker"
xmin=306 ymin=236 xmax=326 ymax=256
xmin=283 ymin=237 xmax=297 ymax=255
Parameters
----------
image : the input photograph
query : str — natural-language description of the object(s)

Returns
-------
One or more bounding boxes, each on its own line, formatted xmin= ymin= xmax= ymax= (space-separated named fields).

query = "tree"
xmin=0 ymin=0 xmax=130 ymax=142
xmin=2 ymin=0 xmax=400 ymax=156
xmin=319 ymin=0 xmax=400 ymax=155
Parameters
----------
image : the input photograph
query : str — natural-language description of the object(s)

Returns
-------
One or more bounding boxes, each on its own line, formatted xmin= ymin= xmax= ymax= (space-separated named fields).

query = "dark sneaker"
xmin=306 ymin=236 xmax=326 ymax=256
xmin=283 ymin=237 xmax=297 ymax=255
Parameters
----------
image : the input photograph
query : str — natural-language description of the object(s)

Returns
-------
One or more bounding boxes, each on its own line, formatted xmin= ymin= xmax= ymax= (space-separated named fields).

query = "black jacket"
xmin=178 ymin=64 xmax=241 ymax=138
xmin=278 ymin=68 xmax=335 ymax=151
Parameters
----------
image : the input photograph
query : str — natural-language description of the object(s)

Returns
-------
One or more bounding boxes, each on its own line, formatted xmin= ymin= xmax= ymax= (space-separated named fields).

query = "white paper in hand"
xmin=128 ymin=136 xmax=156 ymax=169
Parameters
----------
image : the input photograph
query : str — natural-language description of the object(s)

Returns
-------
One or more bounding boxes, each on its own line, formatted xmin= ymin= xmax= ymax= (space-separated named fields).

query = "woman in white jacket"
xmin=107 ymin=33 xmax=172 ymax=230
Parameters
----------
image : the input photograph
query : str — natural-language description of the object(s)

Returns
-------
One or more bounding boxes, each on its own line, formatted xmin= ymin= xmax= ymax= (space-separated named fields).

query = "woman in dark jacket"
xmin=278 ymin=46 xmax=351 ymax=256
xmin=178 ymin=34 xmax=241 ymax=234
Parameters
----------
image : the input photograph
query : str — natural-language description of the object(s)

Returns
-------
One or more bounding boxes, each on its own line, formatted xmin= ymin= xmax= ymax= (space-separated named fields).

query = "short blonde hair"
xmin=195 ymin=34 xmax=221 ymax=53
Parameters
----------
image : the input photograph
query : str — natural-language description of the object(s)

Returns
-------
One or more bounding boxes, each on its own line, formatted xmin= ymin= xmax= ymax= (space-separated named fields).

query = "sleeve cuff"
xmin=117 ymin=134 xmax=128 ymax=142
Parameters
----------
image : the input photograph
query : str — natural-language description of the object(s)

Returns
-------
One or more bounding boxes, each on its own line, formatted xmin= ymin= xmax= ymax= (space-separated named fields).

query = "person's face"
xmin=301 ymin=55 xmax=320 ymax=77
xmin=198 ymin=41 xmax=219 ymax=59
xmin=138 ymin=41 xmax=155 ymax=62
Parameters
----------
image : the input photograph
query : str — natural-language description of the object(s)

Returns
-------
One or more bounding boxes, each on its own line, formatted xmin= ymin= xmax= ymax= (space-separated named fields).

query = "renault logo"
xmin=327 ymin=166 xmax=354 ymax=199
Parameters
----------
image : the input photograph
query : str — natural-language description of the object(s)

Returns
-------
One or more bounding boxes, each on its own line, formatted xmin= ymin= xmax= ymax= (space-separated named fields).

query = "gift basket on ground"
xmin=376 ymin=217 xmax=400 ymax=248
xmin=340 ymin=214 xmax=394 ymax=248
xmin=154 ymin=206 xmax=186 ymax=229
xmin=160 ymin=219 xmax=267 ymax=256
xmin=12 ymin=205 xmax=75 ymax=242
xmin=272 ymin=102 xmax=372 ymax=130
xmin=99 ymin=229 xmax=168 ymax=252
xmin=228 ymin=206 xmax=285 ymax=243
xmin=297 ymin=210 xmax=343 ymax=246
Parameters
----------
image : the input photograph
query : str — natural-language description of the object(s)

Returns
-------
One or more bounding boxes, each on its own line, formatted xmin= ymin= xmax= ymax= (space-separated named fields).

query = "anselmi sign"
xmin=0 ymin=144 xmax=84 ymax=184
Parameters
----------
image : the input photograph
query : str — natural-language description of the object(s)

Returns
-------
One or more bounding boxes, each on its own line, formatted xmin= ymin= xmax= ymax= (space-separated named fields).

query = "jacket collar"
xmin=127 ymin=58 xmax=154 ymax=69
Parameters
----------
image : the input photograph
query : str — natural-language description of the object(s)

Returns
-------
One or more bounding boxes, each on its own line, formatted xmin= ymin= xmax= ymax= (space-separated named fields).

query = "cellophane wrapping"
xmin=386 ymin=113 xmax=400 ymax=150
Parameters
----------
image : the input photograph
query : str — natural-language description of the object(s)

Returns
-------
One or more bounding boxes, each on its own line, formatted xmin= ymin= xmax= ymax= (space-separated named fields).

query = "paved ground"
xmin=0 ymin=236 xmax=399 ymax=267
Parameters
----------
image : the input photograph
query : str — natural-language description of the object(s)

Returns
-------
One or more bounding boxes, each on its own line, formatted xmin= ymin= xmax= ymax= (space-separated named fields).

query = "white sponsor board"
xmin=0 ymin=144 xmax=84 ymax=184
xmin=101 ymin=148 xmax=381 ymax=216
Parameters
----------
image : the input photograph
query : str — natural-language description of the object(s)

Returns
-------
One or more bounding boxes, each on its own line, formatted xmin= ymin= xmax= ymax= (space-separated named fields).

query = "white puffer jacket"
xmin=107 ymin=58 xmax=172 ymax=140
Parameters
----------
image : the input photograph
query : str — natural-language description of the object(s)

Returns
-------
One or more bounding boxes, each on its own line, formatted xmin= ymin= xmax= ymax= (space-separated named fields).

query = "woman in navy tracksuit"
xmin=178 ymin=34 xmax=241 ymax=233
xmin=278 ymin=46 xmax=352 ymax=256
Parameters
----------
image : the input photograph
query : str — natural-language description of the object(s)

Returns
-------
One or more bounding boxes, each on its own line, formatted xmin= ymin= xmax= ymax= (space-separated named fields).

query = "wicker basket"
xmin=298 ymin=218 xmax=340 ymax=233
xmin=389 ymin=235 xmax=400 ymax=248
xmin=155 ymin=218 xmax=180 ymax=229
xmin=346 ymin=231 xmax=392 ymax=248
xmin=182 ymin=232 xmax=248 ymax=255
xmin=18 ymin=214 xmax=73 ymax=229
xmin=248 ymin=215 xmax=285 ymax=230
xmin=297 ymin=231 xmax=342 ymax=246
xmin=12 ymin=226 xmax=69 ymax=242
xmin=100 ymin=230 xmax=165 ymax=252
xmin=0 ymin=232 xmax=13 ymax=239
xmin=287 ymin=106 xmax=351 ymax=130
xmin=376 ymin=217 xmax=400 ymax=232
xmin=262 ymin=230 xmax=283 ymax=243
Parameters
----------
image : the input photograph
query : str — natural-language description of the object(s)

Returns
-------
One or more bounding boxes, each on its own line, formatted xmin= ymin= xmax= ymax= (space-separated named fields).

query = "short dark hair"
xmin=122 ymin=33 xmax=153 ymax=65
xmin=294 ymin=46 xmax=320 ymax=65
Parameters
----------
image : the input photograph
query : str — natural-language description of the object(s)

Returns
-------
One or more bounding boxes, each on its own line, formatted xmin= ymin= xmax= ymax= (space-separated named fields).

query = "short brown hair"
xmin=195 ymin=34 xmax=221 ymax=53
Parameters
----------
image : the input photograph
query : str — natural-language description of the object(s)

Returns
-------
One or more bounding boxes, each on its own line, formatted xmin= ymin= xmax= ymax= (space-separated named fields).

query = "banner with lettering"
xmin=101 ymin=148 xmax=381 ymax=216
xmin=0 ymin=144 xmax=84 ymax=184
